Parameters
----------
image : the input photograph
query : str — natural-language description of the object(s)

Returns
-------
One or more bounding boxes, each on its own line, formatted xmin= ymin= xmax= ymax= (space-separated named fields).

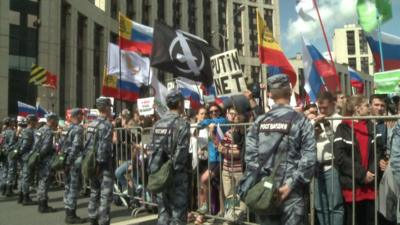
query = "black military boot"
xmin=17 ymin=192 xmax=23 ymax=203
xmin=38 ymin=200 xmax=57 ymax=213
xmin=22 ymin=194 xmax=36 ymax=205
xmin=5 ymin=185 xmax=14 ymax=197
xmin=89 ymin=218 xmax=99 ymax=225
xmin=65 ymin=209 xmax=87 ymax=224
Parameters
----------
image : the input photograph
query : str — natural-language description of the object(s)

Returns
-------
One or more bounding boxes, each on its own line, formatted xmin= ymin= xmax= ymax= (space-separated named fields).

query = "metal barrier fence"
xmin=111 ymin=115 xmax=400 ymax=225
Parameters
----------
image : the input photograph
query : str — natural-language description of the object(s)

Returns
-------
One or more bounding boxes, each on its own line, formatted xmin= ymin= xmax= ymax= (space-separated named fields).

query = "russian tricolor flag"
xmin=36 ymin=104 xmax=48 ymax=118
xmin=302 ymin=38 xmax=340 ymax=102
xmin=366 ymin=31 xmax=400 ymax=72
xmin=18 ymin=101 xmax=36 ymax=117
xmin=119 ymin=14 xmax=153 ymax=56
xmin=176 ymin=78 xmax=202 ymax=110
xmin=348 ymin=67 xmax=364 ymax=94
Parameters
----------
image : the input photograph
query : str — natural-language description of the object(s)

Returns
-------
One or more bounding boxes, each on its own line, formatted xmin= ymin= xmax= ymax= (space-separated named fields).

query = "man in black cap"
xmin=34 ymin=113 xmax=59 ymax=213
xmin=17 ymin=114 xmax=37 ymax=205
xmin=242 ymin=74 xmax=316 ymax=225
xmin=63 ymin=108 xmax=86 ymax=223
xmin=87 ymin=97 xmax=114 ymax=225
xmin=148 ymin=89 xmax=191 ymax=225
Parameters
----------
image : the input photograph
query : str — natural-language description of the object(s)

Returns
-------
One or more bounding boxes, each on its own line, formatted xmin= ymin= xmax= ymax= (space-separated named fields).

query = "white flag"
xmin=295 ymin=0 xmax=317 ymax=21
xmin=107 ymin=43 xmax=152 ymax=86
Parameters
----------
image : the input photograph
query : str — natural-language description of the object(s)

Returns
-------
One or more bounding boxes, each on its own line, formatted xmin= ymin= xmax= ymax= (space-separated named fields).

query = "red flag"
xmin=44 ymin=71 xmax=57 ymax=89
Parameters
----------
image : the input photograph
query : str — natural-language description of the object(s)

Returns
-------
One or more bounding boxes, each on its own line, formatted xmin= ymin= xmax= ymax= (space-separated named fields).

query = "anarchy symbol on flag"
xmin=169 ymin=31 xmax=205 ymax=76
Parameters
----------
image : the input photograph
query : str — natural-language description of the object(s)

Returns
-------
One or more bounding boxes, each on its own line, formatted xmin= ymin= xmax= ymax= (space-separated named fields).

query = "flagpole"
xmin=312 ymin=0 xmax=339 ymax=90
xmin=377 ymin=12 xmax=385 ymax=72
xmin=118 ymin=12 xmax=123 ymax=113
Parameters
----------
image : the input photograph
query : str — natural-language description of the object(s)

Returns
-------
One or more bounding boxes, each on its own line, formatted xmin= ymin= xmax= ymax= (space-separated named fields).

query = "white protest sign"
xmin=137 ymin=97 xmax=155 ymax=116
xmin=184 ymin=100 xmax=191 ymax=109
xmin=210 ymin=49 xmax=247 ymax=95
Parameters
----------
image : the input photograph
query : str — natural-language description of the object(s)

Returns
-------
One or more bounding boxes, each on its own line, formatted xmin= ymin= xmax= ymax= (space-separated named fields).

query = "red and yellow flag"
xmin=257 ymin=11 xmax=297 ymax=87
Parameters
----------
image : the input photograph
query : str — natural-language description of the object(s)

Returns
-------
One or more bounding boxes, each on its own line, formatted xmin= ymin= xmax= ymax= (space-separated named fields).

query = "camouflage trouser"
xmin=64 ymin=163 xmax=81 ymax=209
xmin=255 ymin=187 xmax=308 ymax=225
xmin=88 ymin=169 xmax=114 ymax=225
xmin=157 ymin=172 xmax=189 ymax=225
xmin=0 ymin=162 xmax=7 ymax=188
xmin=6 ymin=154 xmax=17 ymax=186
xmin=18 ymin=158 xmax=31 ymax=194
xmin=37 ymin=159 xmax=52 ymax=201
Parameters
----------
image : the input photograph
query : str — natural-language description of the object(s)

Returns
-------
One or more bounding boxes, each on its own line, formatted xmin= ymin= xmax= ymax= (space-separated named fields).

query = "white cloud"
xmin=285 ymin=0 xmax=357 ymax=45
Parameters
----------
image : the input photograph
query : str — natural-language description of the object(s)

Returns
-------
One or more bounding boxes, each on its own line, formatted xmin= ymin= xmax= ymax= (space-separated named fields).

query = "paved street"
xmin=0 ymin=187 xmax=157 ymax=225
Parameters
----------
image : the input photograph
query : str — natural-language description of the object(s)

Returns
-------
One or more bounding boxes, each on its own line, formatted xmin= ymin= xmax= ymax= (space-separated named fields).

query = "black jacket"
xmin=333 ymin=120 xmax=384 ymax=189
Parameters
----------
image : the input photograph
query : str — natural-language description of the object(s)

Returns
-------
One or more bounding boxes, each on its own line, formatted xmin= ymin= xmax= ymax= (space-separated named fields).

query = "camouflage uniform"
xmin=244 ymin=74 xmax=317 ymax=225
xmin=149 ymin=111 xmax=191 ymax=225
xmin=34 ymin=124 xmax=57 ymax=212
xmin=63 ymin=123 xmax=84 ymax=210
xmin=1 ymin=128 xmax=17 ymax=195
xmin=87 ymin=116 xmax=114 ymax=225
xmin=17 ymin=126 xmax=35 ymax=202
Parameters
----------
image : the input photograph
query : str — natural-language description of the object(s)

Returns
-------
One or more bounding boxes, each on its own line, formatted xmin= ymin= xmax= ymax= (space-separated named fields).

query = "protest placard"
xmin=210 ymin=49 xmax=247 ymax=95
xmin=137 ymin=97 xmax=155 ymax=116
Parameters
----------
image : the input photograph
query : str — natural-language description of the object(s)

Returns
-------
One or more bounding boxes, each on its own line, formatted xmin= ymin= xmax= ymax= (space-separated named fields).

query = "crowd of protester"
xmin=1 ymin=90 xmax=400 ymax=225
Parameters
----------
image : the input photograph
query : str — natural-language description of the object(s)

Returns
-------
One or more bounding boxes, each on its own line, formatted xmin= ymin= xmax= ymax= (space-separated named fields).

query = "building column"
xmin=83 ymin=20 xmax=94 ymax=107
xmin=64 ymin=7 xmax=78 ymax=109
xmin=195 ymin=0 xmax=203 ymax=37
xmin=0 ymin=0 xmax=10 ymax=117
xmin=37 ymin=0 xmax=62 ymax=113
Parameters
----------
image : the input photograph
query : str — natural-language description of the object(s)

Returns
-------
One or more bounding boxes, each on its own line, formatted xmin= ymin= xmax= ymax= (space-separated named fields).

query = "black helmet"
xmin=166 ymin=89 xmax=184 ymax=106
xmin=2 ymin=117 xmax=11 ymax=126
xmin=26 ymin=114 xmax=38 ymax=123
xmin=96 ymin=97 xmax=113 ymax=109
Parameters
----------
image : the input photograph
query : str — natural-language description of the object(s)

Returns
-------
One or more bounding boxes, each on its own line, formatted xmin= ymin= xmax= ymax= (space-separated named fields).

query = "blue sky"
xmin=279 ymin=0 xmax=400 ymax=57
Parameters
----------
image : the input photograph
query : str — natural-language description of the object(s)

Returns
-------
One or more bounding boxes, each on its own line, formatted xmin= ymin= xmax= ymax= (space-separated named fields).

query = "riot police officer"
xmin=35 ymin=113 xmax=59 ymax=213
xmin=1 ymin=117 xmax=17 ymax=197
xmin=63 ymin=108 xmax=86 ymax=224
xmin=87 ymin=97 xmax=114 ymax=225
xmin=17 ymin=114 xmax=37 ymax=205
xmin=149 ymin=89 xmax=191 ymax=225
xmin=243 ymin=74 xmax=317 ymax=225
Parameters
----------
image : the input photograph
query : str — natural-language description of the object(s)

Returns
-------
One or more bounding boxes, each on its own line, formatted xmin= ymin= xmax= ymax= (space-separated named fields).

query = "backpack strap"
xmin=151 ymin=116 xmax=180 ymax=158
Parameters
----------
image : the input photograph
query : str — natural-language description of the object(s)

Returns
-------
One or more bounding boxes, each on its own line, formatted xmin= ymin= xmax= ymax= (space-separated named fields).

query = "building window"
xmin=94 ymin=0 xmax=106 ymax=11
xmin=233 ymin=3 xmax=243 ymax=54
xmin=348 ymin=57 xmax=357 ymax=70
xmin=359 ymin=30 xmax=369 ymax=55
xmin=188 ymin=0 xmax=196 ymax=34
xmin=361 ymin=57 xmax=369 ymax=74
xmin=264 ymin=0 xmax=272 ymax=4
xmin=110 ymin=32 xmax=118 ymax=44
xmin=251 ymin=66 xmax=260 ymax=83
xmin=126 ymin=0 xmax=135 ymax=20
xmin=157 ymin=0 xmax=165 ymax=22
xmin=203 ymin=0 xmax=212 ymax=43
xmin=218 ymin=0 xmax=227 ymax=51
xmin=142 ymin=0 xmax=151 ymax=25
xmin=111 ymin=0 xmax=118 ymax=19
xmin=173 ymin=0 xmax=181 ymax=29
xmin=347 ymin=31 xmax=355 ymax=55
xmin=248 ymin=6 xmax=258 ymax=57
xmin=264 ymin=8 xmax=273 ymax=33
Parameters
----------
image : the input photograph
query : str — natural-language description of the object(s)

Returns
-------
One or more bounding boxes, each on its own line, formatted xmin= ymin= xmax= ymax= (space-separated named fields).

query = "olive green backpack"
xmin=147 ymin=117 xmax=179 ymax=193
xmin=81 ymin=123 xmax=101 ymax=177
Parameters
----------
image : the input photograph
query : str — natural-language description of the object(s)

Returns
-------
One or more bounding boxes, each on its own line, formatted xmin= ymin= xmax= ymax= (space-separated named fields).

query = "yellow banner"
xmin=256 ymin=10 xmax=282 ymax=51
xmin=119 ymin=13 xmax=132 ymax=40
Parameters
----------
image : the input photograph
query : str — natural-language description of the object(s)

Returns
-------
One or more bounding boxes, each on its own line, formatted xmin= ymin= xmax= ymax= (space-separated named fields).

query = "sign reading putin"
xmin=210 ymin=49 xmax=247 ymax=95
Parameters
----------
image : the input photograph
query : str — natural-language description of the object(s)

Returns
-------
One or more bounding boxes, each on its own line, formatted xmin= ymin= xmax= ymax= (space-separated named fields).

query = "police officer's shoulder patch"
xmin=259 ymin=119 xmax=292 ymax=134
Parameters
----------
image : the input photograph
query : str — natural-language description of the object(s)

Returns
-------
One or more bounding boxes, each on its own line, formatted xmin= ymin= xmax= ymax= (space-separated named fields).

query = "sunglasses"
xmin=209 ymin=109 xmax=219 ymax=114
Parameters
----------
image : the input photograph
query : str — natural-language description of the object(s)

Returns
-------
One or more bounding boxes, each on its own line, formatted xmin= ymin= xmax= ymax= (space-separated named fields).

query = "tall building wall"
xmin=0 ymin=0 xmax=280 ymax=118
xmin=333 ymin=24 xmax=374 ymax=76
